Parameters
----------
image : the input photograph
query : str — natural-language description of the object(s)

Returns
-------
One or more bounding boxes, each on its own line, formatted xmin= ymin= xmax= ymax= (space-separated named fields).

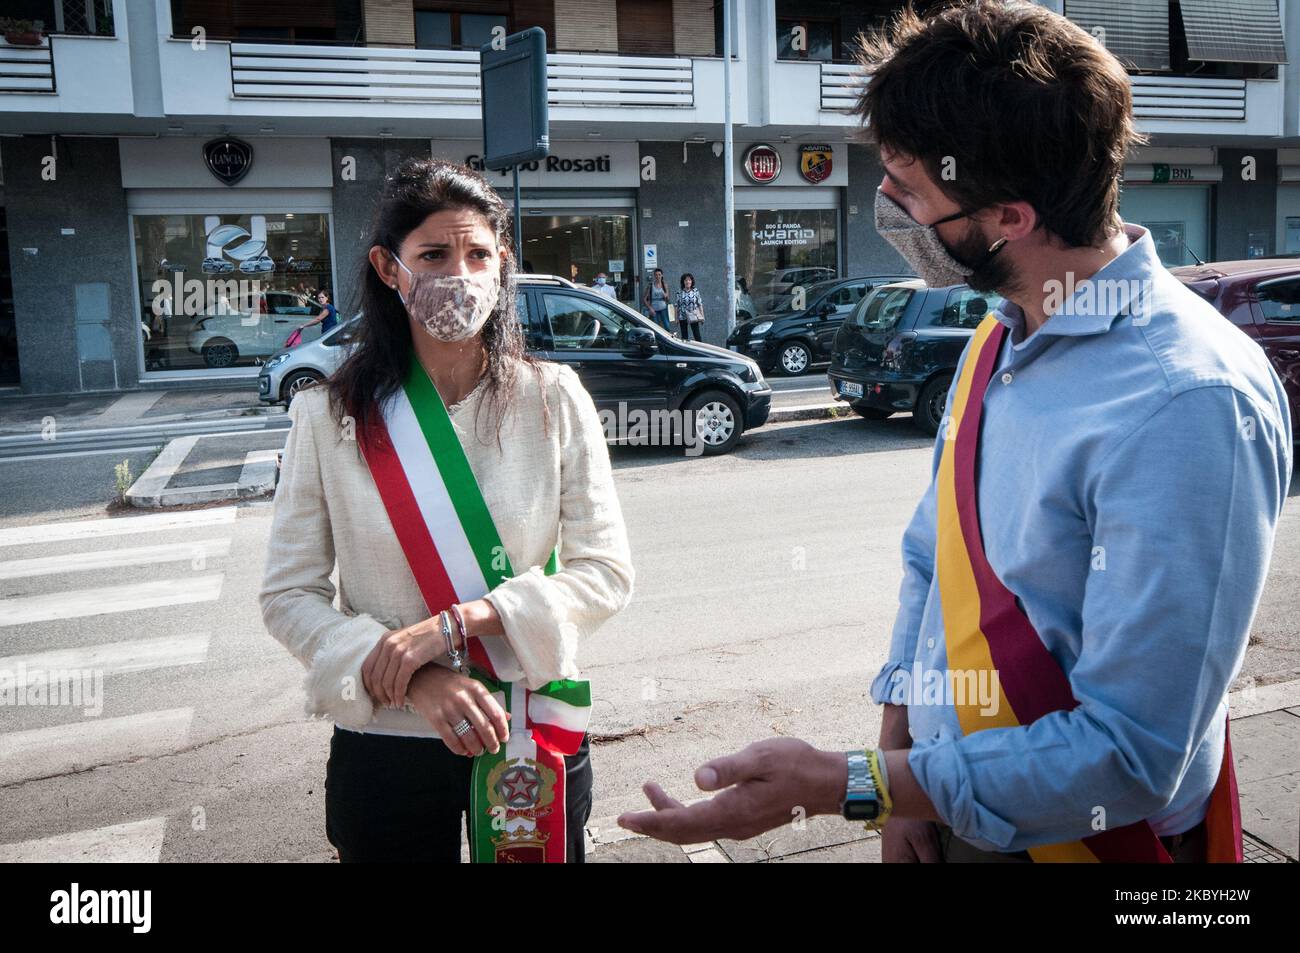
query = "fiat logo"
xmin=742 ymin=144 xmax=781 ymax=183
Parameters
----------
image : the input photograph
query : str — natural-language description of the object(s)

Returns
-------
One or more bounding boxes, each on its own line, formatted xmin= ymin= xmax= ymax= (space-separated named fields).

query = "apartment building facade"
xmin=0 ymin=0 xmax=1295 ymax=394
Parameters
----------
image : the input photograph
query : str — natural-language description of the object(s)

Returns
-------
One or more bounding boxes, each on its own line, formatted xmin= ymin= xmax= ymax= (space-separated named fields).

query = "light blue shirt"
xmin=869 ymin=224 xmax=1293 ymax=852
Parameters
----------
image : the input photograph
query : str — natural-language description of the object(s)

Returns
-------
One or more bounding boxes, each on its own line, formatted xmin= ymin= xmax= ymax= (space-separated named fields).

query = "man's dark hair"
xmin=852 ymin=0 xmax=1147 ymax=247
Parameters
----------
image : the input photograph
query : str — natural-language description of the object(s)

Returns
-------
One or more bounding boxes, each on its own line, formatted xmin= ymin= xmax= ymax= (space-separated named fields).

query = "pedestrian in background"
xmin=592 ymin=271 xmax=618 ymax=300
xmin=642 ymin=268 xmax=673 ymax=333
xmin=675 ymin=273 xmax=704 ymax=342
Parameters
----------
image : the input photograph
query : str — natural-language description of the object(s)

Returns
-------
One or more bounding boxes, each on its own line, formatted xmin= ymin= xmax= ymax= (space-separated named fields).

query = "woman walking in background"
xmin=675 ymin=273 xmax=704 ymax=342
xmin=642 ymin=267 xmax=673 ymax=333
xmin=259 ymin=157 xmax=634 ymax=863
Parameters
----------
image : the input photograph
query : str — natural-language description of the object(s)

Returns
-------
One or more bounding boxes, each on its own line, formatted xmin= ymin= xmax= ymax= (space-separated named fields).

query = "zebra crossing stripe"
xmin=0 ymin=540 xmax=231 ymax=580
xmin=0 ymin=817 xmax=168 ymax=863
xmin=0 ymin=633 xmax=210 ymax=679
xmin=0 ymin=507 xmax=237 ymax=548
xmin=0 ymin=575 xmax=224 ymax=627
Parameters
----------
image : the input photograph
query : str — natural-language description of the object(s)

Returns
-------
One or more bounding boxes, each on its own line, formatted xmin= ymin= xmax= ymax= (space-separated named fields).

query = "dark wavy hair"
xmin=326 ymin=156 xmax=547 ymax=448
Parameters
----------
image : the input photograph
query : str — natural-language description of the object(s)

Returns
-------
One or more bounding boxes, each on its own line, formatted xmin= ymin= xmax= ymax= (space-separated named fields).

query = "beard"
xmin=946 ymin=223 xmax=1016 ymax=294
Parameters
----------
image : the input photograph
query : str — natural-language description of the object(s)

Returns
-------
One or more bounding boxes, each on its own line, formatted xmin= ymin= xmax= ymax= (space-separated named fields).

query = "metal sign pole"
xmin=723 ymin=0 xmax=736 ymax=337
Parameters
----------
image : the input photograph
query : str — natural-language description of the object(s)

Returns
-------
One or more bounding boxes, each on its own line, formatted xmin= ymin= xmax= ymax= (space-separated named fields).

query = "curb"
xmin=125 ymin=435 xmax=278 ymax=508
xmin=0 ymin=403 xmax=282 ymax=439
xmin=768 ymin=402 xmax=847 ymax=423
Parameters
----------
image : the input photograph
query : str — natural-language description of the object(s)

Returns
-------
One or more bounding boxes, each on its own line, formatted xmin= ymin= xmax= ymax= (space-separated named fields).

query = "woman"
xmin=301 ymin=289 xmax=339 ymax=337
xmin=259 ymin=157 xmax=635 ymax=863
xmin=641 ymin=267 xmax=673 ymax=333
xmin=674 ymin=273 xmax=704 ymax=342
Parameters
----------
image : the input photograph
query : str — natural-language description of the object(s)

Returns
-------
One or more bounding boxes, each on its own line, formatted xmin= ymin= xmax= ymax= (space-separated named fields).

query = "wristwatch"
xmin=840 ymin=750 xmax=882 ymax=823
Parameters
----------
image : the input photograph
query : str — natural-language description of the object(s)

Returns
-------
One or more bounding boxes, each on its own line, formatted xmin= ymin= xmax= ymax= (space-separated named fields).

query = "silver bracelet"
xmin=440 ymin=610 xmax=464 ymax=673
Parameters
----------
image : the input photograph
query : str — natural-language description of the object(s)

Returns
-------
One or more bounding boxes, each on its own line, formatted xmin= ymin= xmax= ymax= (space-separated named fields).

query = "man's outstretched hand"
xmin=616 ymin=738 xmax=847 ymax=844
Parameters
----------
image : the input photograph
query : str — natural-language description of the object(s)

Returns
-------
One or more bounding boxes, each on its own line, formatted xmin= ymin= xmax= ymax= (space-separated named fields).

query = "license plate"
xmin=839 ymin=381 xmax=864 ymax=397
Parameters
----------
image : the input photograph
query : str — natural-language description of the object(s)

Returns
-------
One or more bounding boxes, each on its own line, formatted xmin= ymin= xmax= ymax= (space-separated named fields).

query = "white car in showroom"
xmin=187 ymin=290 xmax=318 ymax=368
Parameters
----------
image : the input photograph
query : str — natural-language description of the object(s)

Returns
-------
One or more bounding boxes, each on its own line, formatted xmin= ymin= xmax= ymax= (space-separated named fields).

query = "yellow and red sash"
xmin=934 ymin=315 xmax=1242 ymax=863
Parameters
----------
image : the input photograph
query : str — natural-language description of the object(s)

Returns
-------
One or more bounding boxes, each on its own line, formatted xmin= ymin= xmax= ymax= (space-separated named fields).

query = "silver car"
xmin=258 ymin=315 xmax=357 ymax=404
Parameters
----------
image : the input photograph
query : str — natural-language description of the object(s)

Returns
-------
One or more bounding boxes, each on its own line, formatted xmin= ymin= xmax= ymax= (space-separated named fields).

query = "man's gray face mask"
xmin=874 ymin=187 xmax=1007 ymax=288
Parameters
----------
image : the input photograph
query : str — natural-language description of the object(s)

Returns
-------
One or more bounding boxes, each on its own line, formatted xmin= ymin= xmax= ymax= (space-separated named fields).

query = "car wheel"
xmin=282 ymin=370 xmax=324 ymax=405
xmin=915 ymin=374 xmax=953 ymax=436
xmin=201 ymin=339 xmax=238 ymax=369
xmin=685 ymin=389 xmax=743 ymax=455
xmin=852 ymin=404 xmax=893 ymax=421
xmin=778 ymin=342 xmax=812 ymax=376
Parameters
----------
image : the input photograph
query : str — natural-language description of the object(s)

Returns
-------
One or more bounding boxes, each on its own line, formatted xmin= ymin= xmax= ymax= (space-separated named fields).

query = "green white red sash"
xmin=935 ymin=314 xmax=1242 ymax=863
xmin=357 ymin=356 xmax=591 ymax=863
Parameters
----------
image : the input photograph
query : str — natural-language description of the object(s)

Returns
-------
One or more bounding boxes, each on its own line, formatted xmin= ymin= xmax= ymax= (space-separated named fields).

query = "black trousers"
xmin=325 ymin=726 xmax=593 ymax=862
xmin=677 ymin=319 xmax=703 ymax=341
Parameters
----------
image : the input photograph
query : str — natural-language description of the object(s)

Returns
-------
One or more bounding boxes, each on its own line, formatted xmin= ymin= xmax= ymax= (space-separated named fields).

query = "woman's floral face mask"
xmin=390 ymin=250 xmax=501 ymax=342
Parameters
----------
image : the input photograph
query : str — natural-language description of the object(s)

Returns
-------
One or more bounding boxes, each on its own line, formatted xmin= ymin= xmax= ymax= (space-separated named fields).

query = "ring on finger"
xmin=453 ymin=718 xmax=474 ymax=738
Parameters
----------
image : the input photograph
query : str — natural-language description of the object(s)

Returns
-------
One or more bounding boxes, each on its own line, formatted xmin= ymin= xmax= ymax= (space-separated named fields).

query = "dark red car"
xmin=1171 ymin=259 xmax=1300 ymax=436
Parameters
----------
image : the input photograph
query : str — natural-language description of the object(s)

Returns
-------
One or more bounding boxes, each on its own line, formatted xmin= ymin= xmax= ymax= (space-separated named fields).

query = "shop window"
xmin=520 ymin=213 xmax=633 ymax=304
xmin=735 ymin=208 xmax=839 ymax=313
xmin=132 ymin=212 xmax=335 ymax=373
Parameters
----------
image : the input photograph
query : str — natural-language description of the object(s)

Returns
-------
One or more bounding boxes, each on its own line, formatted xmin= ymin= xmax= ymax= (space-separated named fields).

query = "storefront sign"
xmin=1123 ymin=164 xmax=1222 ymax=184
xmin=743 ymin=144 xmax=782 ymax=183
xmin=203 ymin=138 xmax=254 ymax=187
xmin=799 ymin=144 xmax=833 ymax=184
xmin=752 ymin=222 xmax=816 ymax=246
xmin=435 ymin=141 xmax=642 ymax=188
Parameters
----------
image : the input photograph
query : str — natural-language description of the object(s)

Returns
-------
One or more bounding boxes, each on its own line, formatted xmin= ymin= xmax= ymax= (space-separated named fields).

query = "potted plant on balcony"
xmin=0 ymin=19 xmax=46 ymax=47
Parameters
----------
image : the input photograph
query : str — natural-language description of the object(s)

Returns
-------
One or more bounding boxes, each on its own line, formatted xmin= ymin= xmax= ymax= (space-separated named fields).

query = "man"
xmin=618 ymin=0 xmax=1292 ymax=861
xmin=592 ymin=271 xmax=618 ymax=299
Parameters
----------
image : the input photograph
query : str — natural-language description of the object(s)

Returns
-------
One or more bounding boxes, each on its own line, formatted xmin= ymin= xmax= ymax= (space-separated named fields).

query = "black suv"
xmin=726 ymin=275 xmax=913 ymax=375
xmin=518 ymin=276 xmax=771 ymax=454
xmin=828 ymin=280 xmax=1004 ymax=435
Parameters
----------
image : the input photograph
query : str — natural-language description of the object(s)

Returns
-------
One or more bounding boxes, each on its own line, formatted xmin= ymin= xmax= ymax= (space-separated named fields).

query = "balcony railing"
xmin=1129 ymin=75 xmax=1247 ymax=121
xmin=819 ymin=64 xmax=1254 ymax=123
xmin=819 ymin=62 xmax=863 ymax=111
xmin=229 ymin=43 xmax=694 ymax=107
xmin=0 ymin=39 xmax=56 ymax=94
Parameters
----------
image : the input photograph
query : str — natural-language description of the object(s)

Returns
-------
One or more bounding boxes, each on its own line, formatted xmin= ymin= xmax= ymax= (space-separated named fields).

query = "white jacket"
xmin=258 ymin=359 xmax=634 ymax=734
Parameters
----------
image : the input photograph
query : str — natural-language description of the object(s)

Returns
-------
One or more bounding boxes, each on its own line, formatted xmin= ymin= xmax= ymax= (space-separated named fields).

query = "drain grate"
xmin=1243 ymin=833 xmax=1291 ymax=863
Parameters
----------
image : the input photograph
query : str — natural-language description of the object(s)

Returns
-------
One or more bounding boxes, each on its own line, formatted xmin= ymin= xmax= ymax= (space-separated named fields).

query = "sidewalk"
xmin=584 ymin=680 xmax=1300 ymax=863
xmin=0 ymin=385 xmax=277 ymax=437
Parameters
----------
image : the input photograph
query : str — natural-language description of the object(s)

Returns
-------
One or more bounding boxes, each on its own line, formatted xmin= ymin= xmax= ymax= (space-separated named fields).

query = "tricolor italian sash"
xmin=356 ymin=357 xmax=591 ymax=863
xmin=934 ymin=314 xmax=1242 ymax=863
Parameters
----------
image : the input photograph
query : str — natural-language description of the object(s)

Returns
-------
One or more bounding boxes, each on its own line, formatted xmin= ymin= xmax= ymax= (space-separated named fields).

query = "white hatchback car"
xmin=187 ymin=291 xmax=319 ymax=368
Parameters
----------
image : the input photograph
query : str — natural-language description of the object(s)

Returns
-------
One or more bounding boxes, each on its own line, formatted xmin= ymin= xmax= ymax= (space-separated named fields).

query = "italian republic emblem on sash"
xmin=799 ymin=144 xmax=833 ymax=184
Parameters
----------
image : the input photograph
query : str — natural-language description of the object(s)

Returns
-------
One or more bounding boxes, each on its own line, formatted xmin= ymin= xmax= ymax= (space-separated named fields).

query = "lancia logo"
xmin=203 ymin=137 xmax=254 ymax=186
xmin=799 ymin=144 xmax=833 ymax=183
xmin=742 ymin=144 xmax=781 ymax=183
